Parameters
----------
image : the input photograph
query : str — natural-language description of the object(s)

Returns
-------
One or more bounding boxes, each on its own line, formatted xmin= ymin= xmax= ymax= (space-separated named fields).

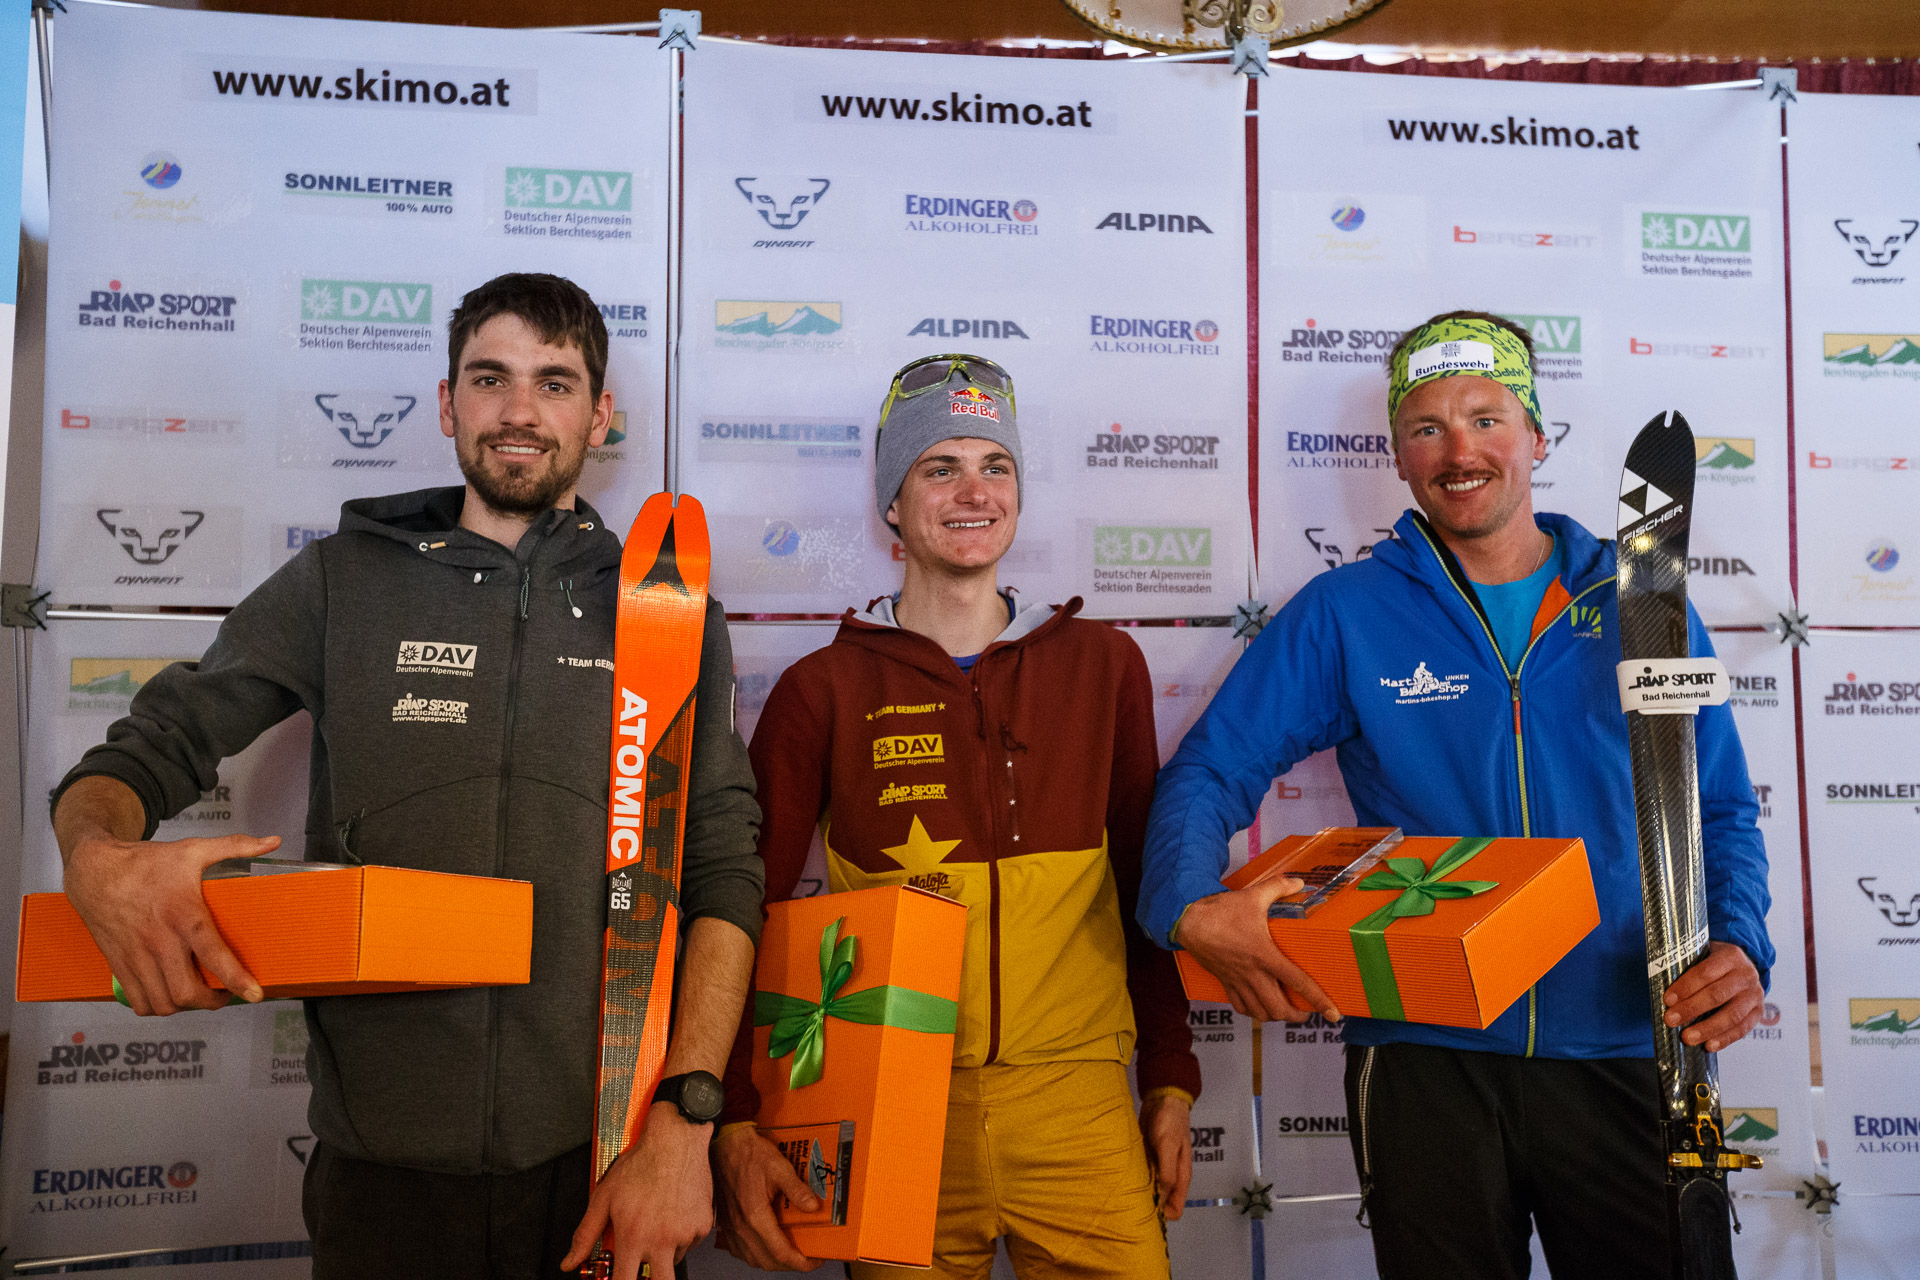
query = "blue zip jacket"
xmin=1140 ymin=509 xmax=1772 ymax=1059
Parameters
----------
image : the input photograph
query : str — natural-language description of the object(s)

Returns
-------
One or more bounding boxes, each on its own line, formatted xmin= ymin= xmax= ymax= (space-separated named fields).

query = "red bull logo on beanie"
xmin=949 ymin=386 xmax=1000 ymax=421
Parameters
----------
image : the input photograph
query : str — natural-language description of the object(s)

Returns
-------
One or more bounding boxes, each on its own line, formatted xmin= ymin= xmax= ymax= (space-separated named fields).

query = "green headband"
xmin=1387 ymin=317 xmax=1541 ymax=430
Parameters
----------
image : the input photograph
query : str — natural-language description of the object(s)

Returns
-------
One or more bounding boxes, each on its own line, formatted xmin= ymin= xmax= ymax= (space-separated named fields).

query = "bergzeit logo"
xmin=1380 ymin=661 xmax=1470 ymax=705
xmin=905 ymin=194 xmax=1038 ymax=237
xmin=77 ymin=281 xmax=237 ymax=333
xmin=1084 ymin=423 xmax=1221 ymax=473
xmin=1451 ymin=224 xmax=1596 ymax=251
xmin=1500 ymin=314 xmax=1583 ymax=382
xmin=283 ymin=169 xmax=454 ymax=220
xmin=1278 ymin=318 xmax=1400 ymax=368
xmin=1088 ymin=315 xmax=1220 ymax=357
xmin=36 ymin=1031 xmax=209 ymax=1088
xmin=1848 ymin=997 xmax=1920 ymax=1047
xmin=58 ymin=407 xmax=241 ymax=439
xmin=1638 ymin=211 xmax=1755 ymax=280
xmin=298 ymin=279 xmax=434 ymax=355
xmin=907 ymin=317 xmax=1028 ymax=340
xmin=714 ymin=300 xmax=844 ymax=351
xmin=734 ymin=176 xmax=830 ymax=248
xmin=504 ymin=167 xmax=633 ymax=242
xmin=1823 ymin=673 xmax=1920 ymax=718
xmin=1835 ymin=217 xmax=1917 ymax=285
xmin=1092 ymin=526 xmax=1213 ymax=597
xmin=1629 ymin=337 xmax=1767 ymax=360
xmin=1823 ymin=333 xmax=1920 ymax=379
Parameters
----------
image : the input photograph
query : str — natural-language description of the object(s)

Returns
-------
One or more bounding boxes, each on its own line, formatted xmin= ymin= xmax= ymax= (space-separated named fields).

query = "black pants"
xmin=304 ymin=1141 xmax=690 ymax=1280
xmin=1343 ymin=1043 xmax=1671 ymax=1280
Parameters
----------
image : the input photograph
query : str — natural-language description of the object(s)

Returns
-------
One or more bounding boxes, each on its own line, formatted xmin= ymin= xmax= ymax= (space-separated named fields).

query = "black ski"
xmin=1615 ymin=410 xmax=1760 ymax=1280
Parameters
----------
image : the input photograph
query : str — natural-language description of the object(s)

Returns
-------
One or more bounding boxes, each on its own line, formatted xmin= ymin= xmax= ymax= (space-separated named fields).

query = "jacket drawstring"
xmin=562 ymin=579 xmax=582 ymax=618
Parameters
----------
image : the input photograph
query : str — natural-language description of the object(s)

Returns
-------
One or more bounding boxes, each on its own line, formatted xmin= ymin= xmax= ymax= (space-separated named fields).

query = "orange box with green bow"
xmin=1176 ymin=828 xmax=1600 ymax=1028
xmin=751 ymin=885 xmax=966 ymax=1267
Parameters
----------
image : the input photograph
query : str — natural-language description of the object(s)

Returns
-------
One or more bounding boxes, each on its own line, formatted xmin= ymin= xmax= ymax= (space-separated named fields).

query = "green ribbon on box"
xmin=1349 ymin=837 xmax=1499 ymax=1022
xmin=753 ymin=916 xmax=958 ymax=1090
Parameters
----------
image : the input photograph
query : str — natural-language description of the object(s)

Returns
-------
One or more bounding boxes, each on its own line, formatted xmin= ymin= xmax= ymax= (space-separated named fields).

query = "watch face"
xmin=682 ymin=1071 xmax=725 ymax=1121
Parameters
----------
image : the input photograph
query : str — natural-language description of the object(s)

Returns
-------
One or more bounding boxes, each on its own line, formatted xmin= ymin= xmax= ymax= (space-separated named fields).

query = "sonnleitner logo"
xmin=1090 ymin=316 xmax=1220 ymax=357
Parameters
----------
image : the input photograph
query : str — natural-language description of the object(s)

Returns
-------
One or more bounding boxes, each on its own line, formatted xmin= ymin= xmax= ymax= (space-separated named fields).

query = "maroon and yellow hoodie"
xmin=721 ymin=595 xmax=1200 ymax=1123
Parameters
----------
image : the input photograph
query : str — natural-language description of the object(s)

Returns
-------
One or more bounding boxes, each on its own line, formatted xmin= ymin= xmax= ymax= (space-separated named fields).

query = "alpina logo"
xmin=1381 ymin=661 xmax=1469 ymax=705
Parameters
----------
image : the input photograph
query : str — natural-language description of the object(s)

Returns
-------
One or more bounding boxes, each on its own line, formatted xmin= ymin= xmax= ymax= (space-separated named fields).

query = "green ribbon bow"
xmin=1349 ymin=837 xmax=1498 ymax=1021
xmin=753 ymin=917 xmax=958 ymax=1090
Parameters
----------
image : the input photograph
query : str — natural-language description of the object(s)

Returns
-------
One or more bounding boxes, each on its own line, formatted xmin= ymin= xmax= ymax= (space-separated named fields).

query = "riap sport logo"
xmin=1088 ymin=315 xmax=1221 ymax=356
xmin=1822 ymin=673 xmax=1920 ymax=719
xmin=905 ymin=194 xmax=1038 ymax=236
xmin=36 ymin=1030 xmax=210 ymax=1087
xmin=503 ymin=167 xmax=634 ymax=242
xmin=1849 ymin=997 xmax=1920 ymax=1046
xmin=1084 ymin=423 xmax=1222 ymax=472
xmin=948 ymin=386 xmax=999 ymax=421
xmin=1278 ymin=318 xmax=1401 ymax=368
xmin=391 ymin=692 xmax=469 ymax=725
xmin=77 ymin=280 xmax=237 ymax=332
xmin=1823 ymin=332 xmax=1920 ymax=379
xmin=1380 ymin=661 xmax=1470 ymax=705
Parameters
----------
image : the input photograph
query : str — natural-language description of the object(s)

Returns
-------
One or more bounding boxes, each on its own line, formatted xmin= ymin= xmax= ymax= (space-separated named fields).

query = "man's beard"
xmin=453 ymin=413 xmax=587 ymax=517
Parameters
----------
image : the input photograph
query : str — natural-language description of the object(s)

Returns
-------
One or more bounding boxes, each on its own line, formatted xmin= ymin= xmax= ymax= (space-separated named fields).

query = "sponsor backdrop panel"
xmin=680 ymin=41 xmax=1249 ymax=617
xmin=1830 ymin=1193 xmax=1920 ymax=1280
xmin=1786 ymin=93 xmax=1920 ymax=626
xmin=5 ymin=615 xmax=316 ymax=1260
xmin=1713 ymin=632 xmax=1819 ymax=1193
xmin=41 ymin=2 xmax=666 ymax=608
xmin=1799 ymin=633 xmax=1920 ymax=1193
xmin=1256 ymin=66 xmax=1789 ymax=625
xmin=0 ymin=0 xmax=28 ymax=534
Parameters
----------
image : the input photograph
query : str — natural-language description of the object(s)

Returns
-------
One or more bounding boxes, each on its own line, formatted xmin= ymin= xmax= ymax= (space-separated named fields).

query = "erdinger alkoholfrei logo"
xmin=1860 ymin=875 xmax=1920 ymax=930
xmin=1835 ymin=217 xmax=1918 ymax=269
xmin=96 ymin=508 xmax=204 ymax=565
xmin=315 ymin=392 xmax=416 ymax=448
xmin=734 ymin=176 xmax=830 ymax=228
xmin=1380 ymin=661 xmax=1470 ymax=705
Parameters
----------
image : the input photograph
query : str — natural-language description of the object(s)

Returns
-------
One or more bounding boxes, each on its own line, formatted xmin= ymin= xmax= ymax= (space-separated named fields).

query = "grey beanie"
xmin=874 ymin=367 xmax=1023 ymax=526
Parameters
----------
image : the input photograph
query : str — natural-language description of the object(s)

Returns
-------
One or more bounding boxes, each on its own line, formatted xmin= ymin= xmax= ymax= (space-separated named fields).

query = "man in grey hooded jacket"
xmin=51 ymin=273 xmax=763 ymax=1280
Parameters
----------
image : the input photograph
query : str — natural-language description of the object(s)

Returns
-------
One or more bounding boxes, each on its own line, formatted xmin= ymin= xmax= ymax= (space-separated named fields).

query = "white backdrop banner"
xmin=1786 ymin=93 xmax=1920 ymax=626
xmin=39 ymin=2 xmax=668 ymax=609
xmin=1800 ymin=632 xmax=1920 ymax=1195
xmin=678 ymin=41 xmax=1250 ymax=618
xmin=1256 ymin=66 xmax=1790 ymax=626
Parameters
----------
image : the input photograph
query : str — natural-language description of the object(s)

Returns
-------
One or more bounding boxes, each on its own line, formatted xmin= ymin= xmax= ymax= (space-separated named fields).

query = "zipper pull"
xmin=971 ymin=679 xmax=987 ymax=740
xmin=519 ymin=567 xmax=531 ymax=620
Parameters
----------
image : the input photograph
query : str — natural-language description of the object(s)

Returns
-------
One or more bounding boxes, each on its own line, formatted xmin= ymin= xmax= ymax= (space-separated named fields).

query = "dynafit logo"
xmin=1641 ymin=212 xmax=1751 ymax=253
xmin=1303 ymin=526 xmax=1391 ymax=570
xmin=97 ymin=507 xmax=203 ymax=565
xmin=735 ymin=176 xmax=830 ymax=230
xmin=314 ymin=392 xmax=416 ymax=449
xmin=1834 ymin=217 xmax=1917 ymax=273
xmin=1859 ymin=875 xmax=1920 ymax=930
xmin=504 ymin=167 xmax=631 ymax=211
xmin=300 ymin=279 xmax=432 ymax=324
xmin=1849 ymin=997 xmax=1920 ymax=1044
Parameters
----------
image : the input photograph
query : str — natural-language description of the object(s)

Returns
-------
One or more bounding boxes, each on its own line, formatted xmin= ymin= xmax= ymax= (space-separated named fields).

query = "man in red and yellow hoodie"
xmin=713 ymin=354 xmax=1200 ymax=1278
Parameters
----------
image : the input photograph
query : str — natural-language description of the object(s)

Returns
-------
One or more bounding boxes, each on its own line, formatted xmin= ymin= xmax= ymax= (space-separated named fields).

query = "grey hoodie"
xmin=54 ymin=486 xmax=764 ymax=1174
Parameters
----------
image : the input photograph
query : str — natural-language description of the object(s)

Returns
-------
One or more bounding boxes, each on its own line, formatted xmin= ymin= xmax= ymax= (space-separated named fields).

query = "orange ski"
xmin=585 ymin=491 xmax=710 ymax=1277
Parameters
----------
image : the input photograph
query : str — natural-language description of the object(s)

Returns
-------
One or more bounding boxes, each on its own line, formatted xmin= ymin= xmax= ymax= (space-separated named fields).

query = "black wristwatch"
xmin=655 ymin=1070 xmax=725 ymax=1125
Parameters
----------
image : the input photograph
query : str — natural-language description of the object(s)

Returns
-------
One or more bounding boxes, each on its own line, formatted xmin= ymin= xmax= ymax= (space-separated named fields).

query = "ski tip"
xmin=1641 ymin=410 xmax=1693 ymax=435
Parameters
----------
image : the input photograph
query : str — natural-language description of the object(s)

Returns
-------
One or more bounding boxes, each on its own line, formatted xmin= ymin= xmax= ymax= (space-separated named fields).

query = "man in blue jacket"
xmin=1140 ymin=311 xmax=1772 ymax=1278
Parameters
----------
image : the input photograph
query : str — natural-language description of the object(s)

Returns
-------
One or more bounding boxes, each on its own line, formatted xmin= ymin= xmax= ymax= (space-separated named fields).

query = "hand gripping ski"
xmin=584 ymin=492 xmax=710 ymax=1278
xmin=1615 ymin=412 xmax=1759 ymax=1280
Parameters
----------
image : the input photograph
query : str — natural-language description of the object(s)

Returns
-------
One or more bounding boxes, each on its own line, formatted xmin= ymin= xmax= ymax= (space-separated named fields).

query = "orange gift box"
xmin=751 ymin=885 xmax=966 ymax=1268
xmin=1176 ymin=827 xmax=1599 ymax=1028
xmin=16 ymin=864 xmax=532 ymax=1002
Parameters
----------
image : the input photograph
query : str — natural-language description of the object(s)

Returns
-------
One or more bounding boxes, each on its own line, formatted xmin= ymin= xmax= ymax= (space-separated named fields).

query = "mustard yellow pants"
xmin=852 ymin=1059 xmax=1169 ymax=1280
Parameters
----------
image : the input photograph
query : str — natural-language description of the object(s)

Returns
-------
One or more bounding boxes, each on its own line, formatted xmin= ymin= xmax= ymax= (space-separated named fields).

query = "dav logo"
xmin=1642 ymin=212 xmax=1751 ymax=253
xmin=395 ymin=640 xmax=476 ymax=677
xmin=1381 ymin=661 xmax=1470 ymax=705
xmin=301 ymin=278 xmax=431 ymax=325
xmin=949 ymin=386 xmax=999 ymax=421
xmin=504 ymin=167 xmax=631 ymax=211
xmin=872 ymin=733 xmax=944 ymax=769
xmin=1503 ymin=313 xmax=1581 ymax=353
